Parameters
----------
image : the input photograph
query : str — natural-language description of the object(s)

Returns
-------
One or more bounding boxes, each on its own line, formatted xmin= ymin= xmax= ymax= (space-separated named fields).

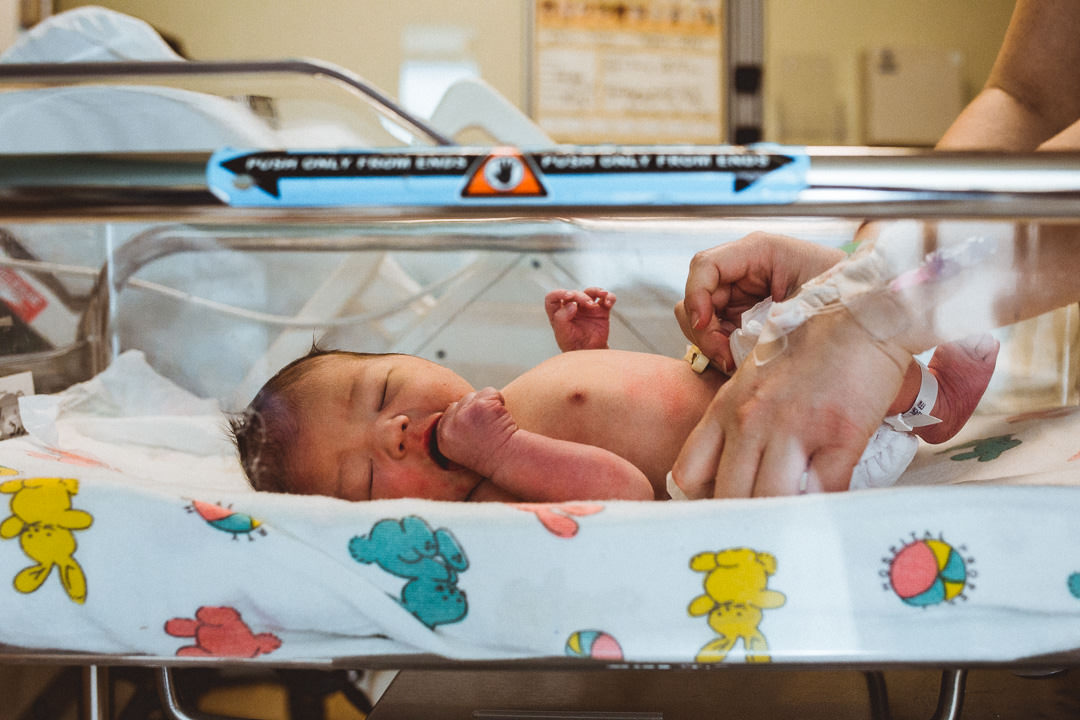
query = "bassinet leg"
xmin=80 ymin=665 xmax=110 ymax=720
xmin=929 ymin=669 xmax=966 ymax=720
xmin=863 ymin=671 xmax=891 ymax=720
xmin=156 ymin=666 xmax=252 ymax=720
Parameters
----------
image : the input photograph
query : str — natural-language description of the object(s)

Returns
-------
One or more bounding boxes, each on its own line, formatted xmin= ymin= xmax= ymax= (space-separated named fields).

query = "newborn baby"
xmin=231 ymin=288 xmax=997 ymax=502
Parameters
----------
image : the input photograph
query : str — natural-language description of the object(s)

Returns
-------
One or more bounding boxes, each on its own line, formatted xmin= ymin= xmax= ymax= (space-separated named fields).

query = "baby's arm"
xmin=437 ymin=387 xmax=654 ymax=501
xmin=545 ymin=288 xmax=615 ymax=352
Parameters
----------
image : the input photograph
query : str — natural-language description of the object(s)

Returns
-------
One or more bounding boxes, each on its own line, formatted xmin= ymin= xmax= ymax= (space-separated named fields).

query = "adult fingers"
xmin=669 ymin=405 xmax=726 ymax=500
xmin=805 ymin=445 xmax=865 ymax=493
xmin=683 ymin=283 xmax=728 ymax=335
xmin=709 ymin=419 xmax=763 ymax=499
xmin=674 ymin=300 xmax=735 ymax=372
xmin=673 ymin=301 xmax=694 ymax=340
xmin=684 ymin=248 xmax=732 ymax=330
xmin=684 ymin=237 xmax=783 ymax=323
xmin=751 ymin=437 xmax=812 ymax=497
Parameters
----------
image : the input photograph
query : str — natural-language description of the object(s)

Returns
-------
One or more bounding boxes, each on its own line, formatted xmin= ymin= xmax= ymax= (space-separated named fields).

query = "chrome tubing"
xmin=0 ymin=58 xmax=453 ymax=146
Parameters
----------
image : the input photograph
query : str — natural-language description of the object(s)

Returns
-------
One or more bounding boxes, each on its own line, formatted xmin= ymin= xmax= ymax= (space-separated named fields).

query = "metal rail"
xmin=2 ymin=150 xmax=1080 ymax=221
xmin=0 ymin=58 xmax=453 ymax=146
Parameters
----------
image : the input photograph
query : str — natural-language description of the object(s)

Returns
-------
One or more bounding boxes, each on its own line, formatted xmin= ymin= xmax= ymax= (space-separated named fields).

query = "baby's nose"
xmin=382 ymin=414 xmax=413 ymax=459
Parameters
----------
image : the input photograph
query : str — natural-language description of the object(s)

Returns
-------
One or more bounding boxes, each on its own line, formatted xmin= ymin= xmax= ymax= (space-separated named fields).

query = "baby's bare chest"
xmin=503 ymin=350 xmax=721 ymax=447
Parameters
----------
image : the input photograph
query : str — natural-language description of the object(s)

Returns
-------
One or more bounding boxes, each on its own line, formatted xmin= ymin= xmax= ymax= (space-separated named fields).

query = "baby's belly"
xmin=503 ymin=350 xmax=723 ymax=489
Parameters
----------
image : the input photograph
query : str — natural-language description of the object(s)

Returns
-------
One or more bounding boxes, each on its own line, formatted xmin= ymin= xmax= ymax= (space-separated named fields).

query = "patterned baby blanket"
xmin=3 ymin=352 xmax=1080 ymax=666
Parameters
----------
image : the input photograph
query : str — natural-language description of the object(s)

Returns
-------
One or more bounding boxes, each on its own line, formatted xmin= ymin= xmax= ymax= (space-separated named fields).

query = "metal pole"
xmin=929 ymin=669 xmax=966 ymax=720
xmin=80 ymin=665 xmax=109 ymax=720
xmin=156 ymin=667 xmax=250 ymax=720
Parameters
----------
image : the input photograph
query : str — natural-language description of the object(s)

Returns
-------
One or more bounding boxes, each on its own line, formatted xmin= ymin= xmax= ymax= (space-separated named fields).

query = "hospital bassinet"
xmin=3 ymin=60 xmax=1080 ymax=720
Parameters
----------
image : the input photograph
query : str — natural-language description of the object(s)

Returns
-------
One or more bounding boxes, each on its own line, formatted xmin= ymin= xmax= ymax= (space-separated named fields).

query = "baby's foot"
xmin=914 ymin=333 xmax=1000 ymax=444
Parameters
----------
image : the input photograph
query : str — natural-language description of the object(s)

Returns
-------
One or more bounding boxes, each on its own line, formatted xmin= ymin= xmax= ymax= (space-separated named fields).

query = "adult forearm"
xmin=937 ymin=88 xmax=1058 ymax=151
xmin=938 ymin=0 xmax=1080 ymax=152
xmin=843 ymin=221 xmax=1080 ymax=357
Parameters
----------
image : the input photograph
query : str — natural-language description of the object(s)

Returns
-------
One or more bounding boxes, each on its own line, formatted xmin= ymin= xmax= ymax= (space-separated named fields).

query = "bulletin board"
xmin=531 ymin=0 xmax=725 ymax=144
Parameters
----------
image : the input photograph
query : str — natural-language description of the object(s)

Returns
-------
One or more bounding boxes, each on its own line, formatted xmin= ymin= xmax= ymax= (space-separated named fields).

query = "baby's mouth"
xmin=426 ymin=415 xmax=456 ymax=471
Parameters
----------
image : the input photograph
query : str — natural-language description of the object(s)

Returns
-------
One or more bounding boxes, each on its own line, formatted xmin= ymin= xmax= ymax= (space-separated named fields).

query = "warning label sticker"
xmin=462 ymin=148 xmax=547 ymax=197
xmin=218 ymin=150 xmax=475 ymax=198
xmin=208 ymin=146 xmax=809 ymax=207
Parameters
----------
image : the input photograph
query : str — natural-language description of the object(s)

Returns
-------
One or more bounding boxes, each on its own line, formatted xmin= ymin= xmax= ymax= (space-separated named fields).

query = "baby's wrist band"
xmin=884 ymin=360 xmax=942 ymax=432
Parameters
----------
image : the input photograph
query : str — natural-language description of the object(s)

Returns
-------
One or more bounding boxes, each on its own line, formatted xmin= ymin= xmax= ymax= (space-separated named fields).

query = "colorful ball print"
xmin=887 ymin=537 xmax=970 ymax=606
xmin=565 ymin=630 xmax=623 ymax=661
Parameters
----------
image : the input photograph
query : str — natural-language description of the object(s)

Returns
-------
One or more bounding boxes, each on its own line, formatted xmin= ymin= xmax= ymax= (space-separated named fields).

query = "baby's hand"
xmin=545 ymin=287 xmax=616 ymax=352
xmin=437 ymin=387 xmax=518 ymax=478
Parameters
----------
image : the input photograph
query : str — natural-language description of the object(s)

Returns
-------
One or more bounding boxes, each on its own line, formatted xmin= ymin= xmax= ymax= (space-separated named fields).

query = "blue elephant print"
xmin=349 ymin=516 xmax=469 ymax=628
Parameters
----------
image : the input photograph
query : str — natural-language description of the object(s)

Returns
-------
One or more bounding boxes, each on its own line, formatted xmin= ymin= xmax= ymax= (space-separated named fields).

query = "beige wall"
xmin=764 ymin=0 xmax=1016 ymax=144
xmin=0 ymin=0 xmax=19 ymax=53
xmin=56 ymin=0 xmax=1016 ymax=145
xmin=56 ymin=0 xmax=529 ymax=110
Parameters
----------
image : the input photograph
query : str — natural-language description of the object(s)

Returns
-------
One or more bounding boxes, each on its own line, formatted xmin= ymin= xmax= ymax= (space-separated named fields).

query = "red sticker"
xmin=0 ymin=268 xmax=47 ymax=323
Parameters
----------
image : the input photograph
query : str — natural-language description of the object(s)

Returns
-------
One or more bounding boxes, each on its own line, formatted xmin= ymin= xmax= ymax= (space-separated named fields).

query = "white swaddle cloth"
xmin=668 ymin=299 xmax=919 ymax=500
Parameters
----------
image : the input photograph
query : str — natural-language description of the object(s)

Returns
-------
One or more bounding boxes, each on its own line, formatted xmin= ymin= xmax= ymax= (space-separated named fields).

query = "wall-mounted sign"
xmin=532 ymin=0 xmax=724 ymax=144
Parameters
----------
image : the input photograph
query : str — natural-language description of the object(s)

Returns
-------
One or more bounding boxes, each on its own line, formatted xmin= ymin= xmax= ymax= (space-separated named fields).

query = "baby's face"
xmin=288 ymin=353 xmax=483 ymax=501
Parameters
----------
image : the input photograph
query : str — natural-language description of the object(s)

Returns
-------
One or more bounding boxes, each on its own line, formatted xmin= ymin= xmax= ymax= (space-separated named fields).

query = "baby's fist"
xmin=545 ymin=287 xmax=615 ymax=352
xmin=437 ymin=387 xmax=517 ymax=477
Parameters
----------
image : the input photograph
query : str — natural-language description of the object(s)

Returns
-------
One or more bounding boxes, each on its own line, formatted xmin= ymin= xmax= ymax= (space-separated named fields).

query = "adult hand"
xmin=670 ymin=306 xmax=911 ymax=498
xmin=675 ymin=232 xmax=845 ymax=372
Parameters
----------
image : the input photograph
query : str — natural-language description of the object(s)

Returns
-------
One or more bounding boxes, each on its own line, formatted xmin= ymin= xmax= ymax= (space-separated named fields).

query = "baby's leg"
xmin=886 ymin=334 xmax=1000 ymax=444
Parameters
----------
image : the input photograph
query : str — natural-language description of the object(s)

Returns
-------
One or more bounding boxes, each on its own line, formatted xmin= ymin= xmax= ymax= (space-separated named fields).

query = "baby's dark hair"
xmin=229 ymin=346 xmax=385 ymax=493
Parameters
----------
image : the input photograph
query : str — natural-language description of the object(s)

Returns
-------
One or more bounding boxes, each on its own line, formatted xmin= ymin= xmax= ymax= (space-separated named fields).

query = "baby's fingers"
xmin=584 ymin=287 xmax=616 ymax=308
xmin=545 ymin=289 xmax=575 ymax=317
xmin=553 ymin=301 xmax=579 ymax=323
xmin=439 ymin=395 xmax=467 ymax=428
xmin=472 ymin=386 xmax=506 ymax=406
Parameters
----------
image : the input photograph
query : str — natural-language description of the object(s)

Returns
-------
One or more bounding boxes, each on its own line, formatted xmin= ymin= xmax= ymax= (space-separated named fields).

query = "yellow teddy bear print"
xmin=688 ymin=547 xmax=786 ymax=663
xmin=1 ymin=477 xmax=93 ymax=603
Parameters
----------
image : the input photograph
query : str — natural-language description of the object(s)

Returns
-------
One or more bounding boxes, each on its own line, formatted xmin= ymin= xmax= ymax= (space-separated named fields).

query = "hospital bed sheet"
xmin=2 ymin=352 xmax=1080 ymax=668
